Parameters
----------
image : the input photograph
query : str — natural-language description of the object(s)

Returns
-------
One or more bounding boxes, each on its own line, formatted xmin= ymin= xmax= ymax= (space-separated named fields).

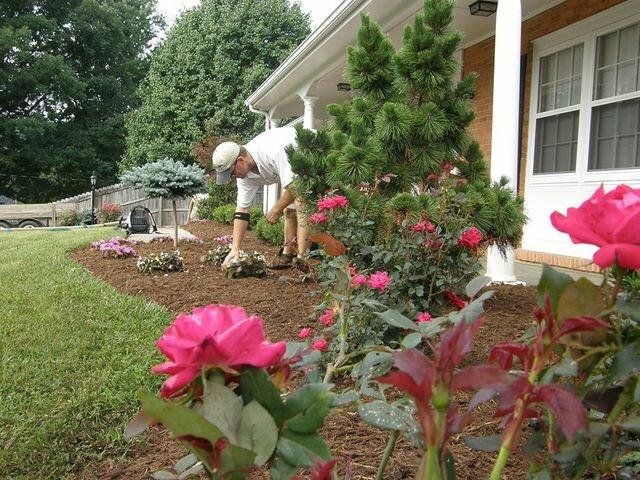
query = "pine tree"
xmin=290 ymin=0 xmax=525 ymax=250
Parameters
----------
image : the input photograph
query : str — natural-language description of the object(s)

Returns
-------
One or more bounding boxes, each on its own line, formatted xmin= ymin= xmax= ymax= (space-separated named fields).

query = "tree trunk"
xmin=172 ymin=199 xmax=178 ymax=248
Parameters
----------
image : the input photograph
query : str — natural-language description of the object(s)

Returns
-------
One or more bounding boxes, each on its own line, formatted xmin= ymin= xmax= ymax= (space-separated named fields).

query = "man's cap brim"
xmin=216 ymin=168 xmax=233 ymax=185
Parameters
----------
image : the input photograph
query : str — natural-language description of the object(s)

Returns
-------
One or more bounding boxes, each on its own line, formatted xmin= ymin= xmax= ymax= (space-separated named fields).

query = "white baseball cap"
xmin=212 ymin=141 xmax=240 ymax=185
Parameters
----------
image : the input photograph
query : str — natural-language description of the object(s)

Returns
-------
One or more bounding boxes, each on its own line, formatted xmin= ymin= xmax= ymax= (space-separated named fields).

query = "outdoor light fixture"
xmin=90 ymin=172 xmax=97 ymax=224
xmin=468 ymin=0 xmax=497 ymax=16
xmin=337 ymin=82 xmax=352 ymax=92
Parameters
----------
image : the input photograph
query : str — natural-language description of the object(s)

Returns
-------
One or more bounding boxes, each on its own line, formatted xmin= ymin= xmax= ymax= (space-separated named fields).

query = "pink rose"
xmin=411 ymin=220 xmax=436 ymax=234
xmin=319 ymin=309 xmax=335 ymax=327
xmin=152 ymin=304 xmax=286 ymax=398
xmin=368 ymin=271 xmax=391 ymax=292
xmin=459 ymin=227 xmax=484 ymax=249
xmin=317 ymin=195 xmax=349 ymax=212
xmin=311 ymin=338 xmax=328 ymax=351
xmin=551 ymin=185 xmax=640 ymax=270
xmin=298 ymin=327 xmax=312 ymax=339
xmin=416 ymin=312 xmax=432 ymax=323
xmin=308 ymin=212 xmax=328 ymax=225
xmin=352 ymin=274 xmax=368 ymax=287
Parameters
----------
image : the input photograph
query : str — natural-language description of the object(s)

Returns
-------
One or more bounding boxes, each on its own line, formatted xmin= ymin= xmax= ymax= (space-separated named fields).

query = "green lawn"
xmin=0 ymin=229 xmax=171 ymax=479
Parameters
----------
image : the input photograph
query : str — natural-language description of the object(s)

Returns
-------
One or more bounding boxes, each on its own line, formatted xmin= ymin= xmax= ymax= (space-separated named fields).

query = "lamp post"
xmin=90 ymin=172 xmax=97 ymax=224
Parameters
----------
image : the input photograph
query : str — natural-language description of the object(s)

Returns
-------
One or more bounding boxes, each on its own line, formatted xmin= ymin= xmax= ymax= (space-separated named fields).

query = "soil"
xmin=71 ymin=220 xmax=537 ymax=480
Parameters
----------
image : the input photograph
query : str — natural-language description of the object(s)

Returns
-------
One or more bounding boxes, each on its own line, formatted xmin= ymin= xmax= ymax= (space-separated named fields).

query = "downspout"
xmin=248 ymin=104 xmax=271 ymax=132
xmin=247 ymin=104 xmax=272 ymax=213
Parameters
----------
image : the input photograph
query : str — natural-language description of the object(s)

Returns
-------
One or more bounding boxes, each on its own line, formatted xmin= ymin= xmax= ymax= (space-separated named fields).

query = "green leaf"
xmin=237 ymin=401 xmax=278 ymax=465
xmin=178 ymin=463 xmax=204 ymax=479
xmin=138 ymin=391 xmax=255 ymax=473
xmin=523 ymin=431 xmax=545 ymax=458
xmin=537 ymin=265 xmax=573 ymax=314
xmin=332 ymin=390 xmax=360 ymax=406
xmin=557 ymin=278 xmax=604 ymax=321
xmin=358 ymin=401 xmax=416 ymax=432
xmin=418 ymin=316 xmax=447 ymax=338
xmin=153 ymin=471 xmax=177 ymax=480
xmin=174 ymin=454 xmax=198 ymax=474
xmin=606 ymin=342 xmax=640 ymax=385
xmin=374 ymin=309 xmax=418 ymax=330
xmin=269 ymin=458 xmax=298 ymax=480
xmin=276 ymin=430 xmax=330 ymax=468
xmin=532 ymin=469 xmax=552 ymax=480
xmin=239 ymin=368 xmax=284 ymax=426
xmin=124 ymin=409 xmax=153 ymax=440
xmin=200 ymin=382 xmax=243 ymax=443
xmin=463 ymin=434 xmax=502 ymax=452
xmin=282 ymin=384 xmax=333 ymax=434
xmin=351 ymin=351 xmax=393 ymax=380
xmin=401 ymin=332 xmax=422 ymax=348
xmin=443 ymin=451 xmax=457 ymax=480
xmin=612 ymin=299 xmax=640 ymax=320
xmin=465 ymin=275 xmax=491 ymax=298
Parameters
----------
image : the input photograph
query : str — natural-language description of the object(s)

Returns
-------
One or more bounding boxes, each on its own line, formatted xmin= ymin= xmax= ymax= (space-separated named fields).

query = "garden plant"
xmin=121 ymin=158 xmax=207 ymax=247
xmin=287 ymin=0 xmax=525 ymax=376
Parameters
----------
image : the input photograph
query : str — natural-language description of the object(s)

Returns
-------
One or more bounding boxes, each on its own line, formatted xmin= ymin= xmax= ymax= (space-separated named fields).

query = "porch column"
xmin=486 ymin=0 xmax=521 ymax=283
xmin=302 ymin=96 xmax=317 ymax=130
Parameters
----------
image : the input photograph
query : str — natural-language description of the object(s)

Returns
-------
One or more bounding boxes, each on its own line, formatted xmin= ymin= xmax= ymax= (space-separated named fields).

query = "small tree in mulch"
xmin=121 ymin=158 xmax=207 ymax=247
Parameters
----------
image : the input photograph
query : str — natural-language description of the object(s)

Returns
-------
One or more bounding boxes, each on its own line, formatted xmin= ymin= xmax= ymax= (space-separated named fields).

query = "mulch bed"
xmin=71 ymin=220 xmax=537 ymax=480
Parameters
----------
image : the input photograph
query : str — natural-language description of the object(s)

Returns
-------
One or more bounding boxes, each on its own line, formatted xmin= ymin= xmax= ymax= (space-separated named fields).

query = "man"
xmin=212 ymin=127 xmax=308 ymax=268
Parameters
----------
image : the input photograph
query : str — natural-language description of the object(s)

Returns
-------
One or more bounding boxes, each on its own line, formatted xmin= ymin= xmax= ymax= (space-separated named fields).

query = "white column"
xmin=302 ymin=96 xmax=318 ymax=130
xmin=270 ymin=118 xmax=280 ymax=129
xmin=486 ymin=0 xmax=522 ymax=283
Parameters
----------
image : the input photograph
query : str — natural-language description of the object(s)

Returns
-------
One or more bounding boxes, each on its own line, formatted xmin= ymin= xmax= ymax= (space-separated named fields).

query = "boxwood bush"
xmin=208 ymin=203 xmax=263 ymax=230
xmin=254 ymin=217 xmax=284 ymax=246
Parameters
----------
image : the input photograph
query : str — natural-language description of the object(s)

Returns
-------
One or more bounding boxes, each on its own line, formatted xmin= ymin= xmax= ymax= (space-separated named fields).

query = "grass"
xmin=0 ymin=229 xmax=171 ymax=479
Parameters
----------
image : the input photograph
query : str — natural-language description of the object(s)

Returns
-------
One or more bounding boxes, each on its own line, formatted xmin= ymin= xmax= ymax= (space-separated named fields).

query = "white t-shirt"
xmin=236 ymin=127 xmax=297 ymax=208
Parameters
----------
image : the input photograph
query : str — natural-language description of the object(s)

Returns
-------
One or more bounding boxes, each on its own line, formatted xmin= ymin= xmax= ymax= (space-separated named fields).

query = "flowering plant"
xmin=98 ymin=202 xmax=122 ymax=223
xmin=127 ymin=304 xmax=336 ymax=479
xmin=90 ymin=237 xmax=137 ymax=258
xmin=137 ymin=250 xmax=184 ymax=274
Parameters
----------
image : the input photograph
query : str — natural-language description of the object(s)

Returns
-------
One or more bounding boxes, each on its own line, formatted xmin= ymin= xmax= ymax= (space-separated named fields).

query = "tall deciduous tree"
xmin=0 ymin=0 xmax=162 ymax=203
xmin=122 ymin=0 xmax=310 ymax=169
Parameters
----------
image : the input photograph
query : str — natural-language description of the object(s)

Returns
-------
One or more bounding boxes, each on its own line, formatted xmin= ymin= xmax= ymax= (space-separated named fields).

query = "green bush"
xmin=210 ymin=204 xmax=236 ymax=224
xmin=196 ymin=181 xmax=237 ymax=220
xmin=58 ymin=210 xmax=83 ymax=226
xmin=254 ymin=217 xmax=284 ymax=246
xmin=208 ymin=203 xmax=263 ymax=229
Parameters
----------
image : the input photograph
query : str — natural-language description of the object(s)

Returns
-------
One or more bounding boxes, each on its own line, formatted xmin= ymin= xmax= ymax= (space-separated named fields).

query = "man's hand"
xmin=222 ymin=248 xmax=240 ymax=268
xmin=266 ymin=206 xmax=283 ymax=224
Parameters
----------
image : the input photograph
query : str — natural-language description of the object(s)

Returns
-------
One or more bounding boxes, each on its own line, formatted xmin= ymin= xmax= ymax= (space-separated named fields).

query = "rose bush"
xmin=129 ymin=304 xmax=336 ymax=479
xmin=551 ymin=184 xmax=640 ymax=270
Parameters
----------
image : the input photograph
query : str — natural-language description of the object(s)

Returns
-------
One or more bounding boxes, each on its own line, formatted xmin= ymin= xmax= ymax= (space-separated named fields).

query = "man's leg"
xmin=283 ymin=207 xmax=297 ymax=255
xmin=295 ymin=199 xmax=310 ymax=256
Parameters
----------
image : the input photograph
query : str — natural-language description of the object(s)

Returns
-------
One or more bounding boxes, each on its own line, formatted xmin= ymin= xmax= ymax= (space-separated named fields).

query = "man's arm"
xmin=223 ymin=206 xmax=250 ymax=267
xmin=266 ymin=187 xmax=294 ymax=224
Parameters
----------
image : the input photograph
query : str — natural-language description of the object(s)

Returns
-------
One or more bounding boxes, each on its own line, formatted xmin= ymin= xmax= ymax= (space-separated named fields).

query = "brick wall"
xmin=463 ymin=0 xmax=625 ymax=195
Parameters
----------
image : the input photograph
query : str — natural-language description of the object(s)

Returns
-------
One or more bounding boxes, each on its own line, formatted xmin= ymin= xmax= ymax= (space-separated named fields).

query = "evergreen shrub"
xmin=254 ymin=217 xmax=285 ymax=246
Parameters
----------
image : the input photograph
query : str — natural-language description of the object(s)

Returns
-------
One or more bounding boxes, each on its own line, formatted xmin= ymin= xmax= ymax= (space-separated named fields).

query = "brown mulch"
xmin=71 ymin=220 xmax=537 ymax=480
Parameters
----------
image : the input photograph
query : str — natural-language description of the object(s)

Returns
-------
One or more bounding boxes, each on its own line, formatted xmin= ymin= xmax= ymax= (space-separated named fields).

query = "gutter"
xmin=248 ymin=104 xmax=271 ymax=131
xmin=245 ymin=0 xmax=366 ymax=107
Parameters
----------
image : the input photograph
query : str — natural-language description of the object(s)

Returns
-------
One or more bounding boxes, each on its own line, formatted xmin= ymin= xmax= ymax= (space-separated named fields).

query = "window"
xmin=533 ymin=45 xmax=583 ymax=173
xmin=589 ymin=22 xmax=640 ymax=169
xmin=532 ymin=16 xmax=640 ymax=175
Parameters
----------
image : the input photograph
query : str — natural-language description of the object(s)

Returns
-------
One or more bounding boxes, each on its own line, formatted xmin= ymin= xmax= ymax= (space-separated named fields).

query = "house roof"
xmin=246 ymin=0 xmax=565 ymax=121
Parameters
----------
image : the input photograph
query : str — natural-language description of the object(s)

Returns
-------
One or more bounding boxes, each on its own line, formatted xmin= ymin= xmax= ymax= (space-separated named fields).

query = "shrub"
xmin=90 ymin=238 xmax=137 ymax=258
xmin=254 ymin=217 xmax=285 ymax=246
xmin=209 ymin=203 xmax=263 ymax=229
xmin=195 ymin=181 xmax=238 ymax=220
xmin=99 ymin=202 xmax=122 ymax=223
xmin=136 ymin=250 xmax=184 ymax=274
xmin=58 ymin=210 xmax=83 ymax=226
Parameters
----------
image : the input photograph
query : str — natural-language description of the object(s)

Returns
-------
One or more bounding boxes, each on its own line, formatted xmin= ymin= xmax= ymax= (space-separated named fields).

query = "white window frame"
xmin=526 ymin=0 xmax=640 ymax=186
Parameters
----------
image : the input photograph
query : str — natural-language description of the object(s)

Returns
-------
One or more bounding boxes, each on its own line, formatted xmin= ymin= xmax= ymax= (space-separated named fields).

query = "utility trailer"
xmin=0 ymin=203 xmax=76 ymax=228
